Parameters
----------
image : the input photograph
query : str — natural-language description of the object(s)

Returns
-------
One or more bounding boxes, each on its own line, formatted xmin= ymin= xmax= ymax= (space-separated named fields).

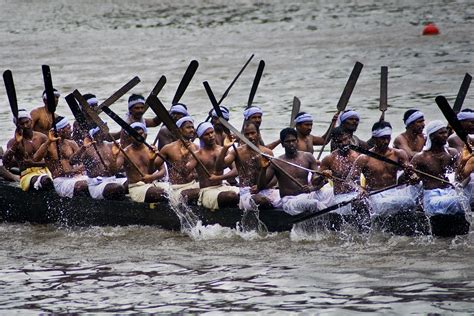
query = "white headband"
xmin=170 ymin=104 xmax=189 ymax=116
xmin=372 ymin=127 xmax=392 ymax=138
xmin=295 ymin=113 xmax=313 ymax=124
xmin=13 ymin=110 xmax=31 ymax=124
xmin=130 ymin=122 xmax=147 ymax=134
xmin=42 ymin=90 xmax=60 ymax=100
xmin=337 ymin=110 xmax=359 ymax=126
xmin=128 ymin=98 xmax=145 ymax=110
xmin=405 ymin=111 xmax=424 ymax=127
xmin=196 ymin=122 xmax=214 ymax=138
xmin=176 ymin=116 xmax=194 ymax=128
xmin=457 ymin=112 xmax=474 ymax=121
xmin=87 ymin=97 xmax=99 ymax=106
xmin=211 ymin=107 xmax=230 ymax=120
xmin=243 ymin=106 xmax=263 ymax=120
xmin=56 ymin=117 xmax=69 ymax=130
xmin=89 ymin=126 xmax=101 ymax=138
xmin=423 ymin=120 xmax=446 ymax=150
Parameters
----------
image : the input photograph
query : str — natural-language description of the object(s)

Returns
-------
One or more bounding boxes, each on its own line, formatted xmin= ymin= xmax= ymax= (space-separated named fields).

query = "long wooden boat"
xmin=0 ymin=180 xmax=469 ymax=237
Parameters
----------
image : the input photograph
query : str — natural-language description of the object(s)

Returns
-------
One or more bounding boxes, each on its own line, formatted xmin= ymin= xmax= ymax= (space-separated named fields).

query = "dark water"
xmin=1 ymin=0 xmax=474 ymax=313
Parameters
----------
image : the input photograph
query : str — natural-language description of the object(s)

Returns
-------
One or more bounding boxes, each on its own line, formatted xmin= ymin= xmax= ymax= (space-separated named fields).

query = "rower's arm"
xmin=215 ymin=140 xmax=235 ymax=171
xmin=145 ymin=116 xmax=162 ymax=128
xmin=257 ymin=156 xmax=274 ymax=190
xmin=265 ymin=139 xmax=280 ymax=150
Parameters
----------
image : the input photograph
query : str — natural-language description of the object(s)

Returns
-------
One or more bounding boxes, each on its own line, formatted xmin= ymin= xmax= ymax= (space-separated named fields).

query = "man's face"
xmin=243 ymin=124 xmax=259 ymax=146
xmin=409 ymin=118 xmax=425 ymax=134
xmin=132 ymin=128 xmax=146 ymax=145
xmin=461 ymin=119 xmax=474 ymax=134
xmin=342 ymin=116 xmax=359 ymax=133
xmin=43 ymin=95 xmax=59 ymax=107
xmin=334 ymin=133 xmax=351 ymax=153
xmin=282 ymin=133 xmax=298 ymax=155
xmin=200 ymin=128 xmax=215 ymax=146
xmin=373 ymin=135 xmax=391 ymax=151
xmin=180 ymin=121 xmax=195 ymax=140
xmin=248 ymin=113 xmax=262 ymax=128
xmin=58 ymin=124 xmax=72 ymax=139
xmin=296 ymin=121 xmax=312 ymax=136
xmin=18 ymin=117 xmax=32 ymax=131
xmin=130 ymin=103 xmax=145 ymax=119
xmin=431 ymin=127 xmax=448 ymax=146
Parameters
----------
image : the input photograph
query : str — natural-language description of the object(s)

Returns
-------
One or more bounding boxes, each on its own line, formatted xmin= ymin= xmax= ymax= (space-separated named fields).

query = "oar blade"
xmin=3 ymin=70 xmax=19 ymax=119
xmin=41 ymin=65 xmax=56 ymax=114
xmin=218 ymin=54 xmax=255 ymax=105
xmin=172 ymin=60 xmax=199 ymax=105
xmin=336 ymin=61 xmax=363 ymax=112
xmin=247 ymin=60 xmax=265 ymax=109
xmin=65 ymin=93 xmax=88 ymax=131
xmin=151 ymin=75 xmax=167 ymax=96
xmin=73 ymin=90 xmax=110 ymax=134
xmin=290 ymin=96 xmax=301 ymax=128
xmin=453 ymin=73 xmax=472 ymax=114
xmin=98 ymin=76 xmax=141 ymax=110
xmin=436 ymin=95 xmax=471 ymax=151
xmin=379 ymin=66 xmax=388 ymax=112
xmin=204 ymin=81 xmax=231 ymax=134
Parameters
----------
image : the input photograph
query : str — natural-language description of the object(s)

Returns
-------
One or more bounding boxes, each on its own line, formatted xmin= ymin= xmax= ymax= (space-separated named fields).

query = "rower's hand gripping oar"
xmin=349 ymin=144 xmax=454 ymax=185
xmin=42 ymin=65 xmax=61 ymax=160
xmin=97 ymin=76 xmax=141 ymax=112
xmin=3 ymin=70 xmax=19 ymax=120
xmin=453 ymin=73 xmax=472 ymax=114
xmin=145 ymin=94 xmax=212 ymax=177
xmin=316 ymin=61 xmax=364 ymax=161
xmin=289 ymin=96 xmax=301 ymax=128
xmin=379 ymin=66 xmax=388 ymax=122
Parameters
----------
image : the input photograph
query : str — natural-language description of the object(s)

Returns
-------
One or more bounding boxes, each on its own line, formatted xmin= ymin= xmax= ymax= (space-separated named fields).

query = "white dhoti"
xmin=198 ymin=184 xmax=240 ymax=210
xmin=274 ymin=190 xmax=330 ymax=216
xmin=423 ymin=187 xmax=470 ymax=216
xmin=369 ymin=185 xmax=422 ymax=216
xmin=53 ymin=175 xmax=88 ymax=198
xmin=169 ymin=180 xmax=200 ymax=203
xmin=238 ymin=187 xmax=281 ymax=211
xmin=87 ymin=176 xmax=127 ymax=199
xmin=128 ymin=181 xmax=170 ymax=203
xmin=330 ymin=191 xmax=358 ymax=215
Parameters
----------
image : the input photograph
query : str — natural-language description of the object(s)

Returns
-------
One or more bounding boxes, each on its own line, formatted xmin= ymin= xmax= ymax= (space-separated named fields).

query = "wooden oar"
xmin=146 ymin=95 xmax=212 ymax=177
xmin=316 ymin=61 xmax=364 ymax=160
xmin=291 ymin=182 xmax=403 ymax=224
xmin=3 ymin=70 xmax=19 ymax=120
xmin=97 ymin=76 xmax=141 ymax=111
xmin=289 ymin=96 xmax=301 ymax=128
xmin=436 ymin=95 xmax=472 ymax=153
xmin=349 ymin=144 xmax=453 ymax=185
xmin=172 ymin=60 xmax=199 ymax=105
xmin=247 ymin=60 xmax=265 ymax=109
xmin=144 ymin=75 xmax=166 ymax=113
xmin=453 ymin=73 xmax=472 ymax=114
xmin=379 ymin=66 xmax=388 ymax=121
xmin=41 ymin=65 xmax=61 ymax=159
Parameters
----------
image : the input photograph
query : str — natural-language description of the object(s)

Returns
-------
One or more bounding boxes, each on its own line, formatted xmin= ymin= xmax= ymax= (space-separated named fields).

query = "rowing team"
xmin=1 ymin=90 xmax=474 ymax=219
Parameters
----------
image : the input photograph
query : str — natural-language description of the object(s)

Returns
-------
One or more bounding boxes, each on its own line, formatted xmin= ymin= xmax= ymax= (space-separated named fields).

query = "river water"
xmin=1 ymin=0 xmax=474 ymax=314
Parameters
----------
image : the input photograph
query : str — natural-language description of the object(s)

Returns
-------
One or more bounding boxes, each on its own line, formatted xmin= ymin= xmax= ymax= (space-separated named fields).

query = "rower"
xmin=411 ymin=120 xmax=469 ymax=216
xmin=156 ymin=103 xmax=189 ymax=150
xmin=72 ymin=93 xmax=100 ymax=146
xmin=30 ymin=89 xmax=61 ymax=135
xmin=186 ymin=122 xmax=239 ymax=210
xmin=34 ymin=116 xmax=90 ymax=198
xmin=293 ymin=111 xmax=336 ymax=154
xmin=242 ymin=106 xmax=265 ymax=146
xmin=349 ymin=121 xmax=420 ymax=217
xmin=120 ymin=94 xmax=162 ymax=147
xmin=448 ymin=109 xmax=474 ymax=153
xmin=155 ymin=116 xmax=200 ymax=202
xmin=330 ymin=109 xmax=368 ymax=151
xmin=0 ymin=146 xmax=19 ymax=182
xmin=210 ymin=106 xmax=231 ymax=146
xmin=3 ymin=109 xmax=53 ymax=191
xmin=216 ymin=121 xmax=279 ymax=211
xmin=258 ymin=128 xmax=331 ymax=215
xmin=113 ymin=122 xmax=167 ymax=203
xmin=393 ymin=109 xmax=426 ymax=159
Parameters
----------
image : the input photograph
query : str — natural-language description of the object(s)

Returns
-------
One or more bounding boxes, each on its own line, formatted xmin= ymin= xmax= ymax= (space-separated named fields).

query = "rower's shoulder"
xmin=32 ymin=131 xmax=47 ymax=141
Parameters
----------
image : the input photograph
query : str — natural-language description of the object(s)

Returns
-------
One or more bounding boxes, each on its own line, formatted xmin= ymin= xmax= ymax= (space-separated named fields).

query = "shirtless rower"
xmin=393 ymin=109 xmax=426 ymax=159
xmin=0 ymin=146 xmax=19 ymax=182
xmin=258 ymin=128 xmax=331 ymax=215
xmin=448 ymin=109 xmax=474 ymax=153
xmin=216 ymin=121 xmax=279 ymax=211
xmin=3 ymin=109 xmax=53 ymax=191
xmin=330 ymin=109 xmax=368 ymax=151
xmin=154 ymin=116 xmax=200 ymax=202
xmin=120 ymin=94 xmax=162 ymax=147
xmin=156 ymin=103 xmax=189 ymax=150
xmin=348 ymin=121 xmax=420 ymax=217
xmin=72 ymin=93 xmax=100 ymax=145
xmin=30 ymin=89 xmax=60 ymax=135
xmin=79 ymin=126 xmax=127 ymax=200
xmin=114 ymin=122 xmax=167 ymax=203
xmin=210 ymin=106 xmax=231 ymax=146
xmin=411 ymin=120 xmax=469 ymax=216
xmin=34 ymin=116 xmax=90 ymax=198
xmin=242 ymin=106 xmax=266 ymax=146
xmin=293 ymin=112 xmax=337 ymax=153
xmin=186 ymin=122 xmax=239 ymax=210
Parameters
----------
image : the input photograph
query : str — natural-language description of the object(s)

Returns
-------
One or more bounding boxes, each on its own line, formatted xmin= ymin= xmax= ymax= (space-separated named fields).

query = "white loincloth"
xmin=169 ymin=180 xmax=200 ymax=203
xmin=198 ymin=184 xmax=240 ymax=210
xmin=423 ymin=187 xmax=470 ymax=216
xmin=463 ymin=173 xmax=474 ymax=204
xmin=330 ymin=191 xmax=358 ymax=215
xmin=128 ymin=181 xmax=170 ymax=203
xmin=369 ymin=185 xmax=422 ymax=216
xmin=273 ymin=190 xmax=330 ymax=215
xmin=53 ymin=175 xmax=88 ymax=198
xmin=239 ymin=186 xmax=280 ymax=211
xmin=87 ymin=176 xmax=127 ymax=199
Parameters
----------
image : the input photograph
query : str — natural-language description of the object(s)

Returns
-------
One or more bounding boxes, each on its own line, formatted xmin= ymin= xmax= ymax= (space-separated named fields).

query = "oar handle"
xmin=316 ymin=111 xmax=340 ymax=161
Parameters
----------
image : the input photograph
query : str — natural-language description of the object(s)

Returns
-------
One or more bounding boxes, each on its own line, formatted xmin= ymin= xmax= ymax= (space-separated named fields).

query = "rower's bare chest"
xmin=297 ymin=137 xmax=313 ymax=153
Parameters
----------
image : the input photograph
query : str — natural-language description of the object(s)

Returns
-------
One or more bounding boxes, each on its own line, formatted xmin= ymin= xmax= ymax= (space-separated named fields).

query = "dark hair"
xmin=331 ymin=126 xmax=350 ymax=139
xmin=243 ymin=121 xmax=258 ymax=131
xmin=54 ymin=115 xmax=65 ymax=125
xmin=372 ymin=120 xmax=392 ymax=131
xmin=403 ymin=109 xmax=419 ymax=123
xmin=461 ymin=108 xmax=474 ymax=113
xmin=280 ymin=127 xmax=297 ymax=142
xmin=83 ymin=93 xmax=96 ymax=100
xmin=128 ymin=94 xmax=145 ymax=103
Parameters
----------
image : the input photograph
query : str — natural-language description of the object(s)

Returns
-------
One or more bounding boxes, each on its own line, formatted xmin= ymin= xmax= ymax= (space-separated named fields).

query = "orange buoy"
xmin=422 ymin=23 xmax=440 ymax=35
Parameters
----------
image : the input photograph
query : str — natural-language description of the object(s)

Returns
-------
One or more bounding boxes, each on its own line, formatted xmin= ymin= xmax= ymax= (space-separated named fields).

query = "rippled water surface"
xmin=1 ymin=0 xmax=474 ymax=313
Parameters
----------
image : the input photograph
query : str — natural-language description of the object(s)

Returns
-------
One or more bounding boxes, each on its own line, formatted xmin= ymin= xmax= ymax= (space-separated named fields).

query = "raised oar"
xmin=291 ymin=182 xmax=403 ymax=224
xmin=41 ymin=65 xmax=61 ymax=159
xmin=349 ymin=144 xmax=453 ymax=185
xmin=247 ymin=60 xmax=265 ymax=109
xmin=289 ymin=96 xmax=301 ymax=128
xmin=3 ymin=70 xmax=19 ymax=120
xmin=436 ymin=95 xmax=472 ymax=153
xmin=172 ymin=60 xmax=199 ymax=105
xmin=146 ymin=94 xmax=212 ymax=177
xmin=453 ymin=73 xmax=472 ymax=114
xmin=144 ymin=75 xmax=167 ymax=113
xmin=316 ymin=61 xmax=364 ymax=161
xmin=379 ymin=66 xmax=388 ymax=122
xmin=97 ymin=76 xmax=141 ymax=111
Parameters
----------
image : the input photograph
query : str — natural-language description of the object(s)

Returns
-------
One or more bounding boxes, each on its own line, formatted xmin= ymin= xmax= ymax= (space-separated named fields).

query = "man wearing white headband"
xmin=210 ymin=106 xmax=231 ymax=146
xmin=394 ymin=109 xmax=426 ymax=159
xmin=186 ymin=122 xmax=239 ymax=210
xmin=349 ymin=121 xmax=421 ymax=217
xmin=411 ymin=120 xmax=470 ymax=223
xmin=448 ymin=108 xmax=474 ymax=152
xmin=72 ymin=93 xmax=100 ymax=146
xmin=30 ymin=88 xmax=61 ymax=135
xmin=4 ymin=109 xmax=53 ymax=191
xmin=156 ymin=103 xmax=190 ymax=150
xmin=34 ymin=116 xmax=90 ymax=198
xmin=331 ymin=109 xmax=368 ymax=152
xmin=289 ymin=111 xmax=337 ymax=154
xmin=114 ymin=122 xmax=168 ymax=203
